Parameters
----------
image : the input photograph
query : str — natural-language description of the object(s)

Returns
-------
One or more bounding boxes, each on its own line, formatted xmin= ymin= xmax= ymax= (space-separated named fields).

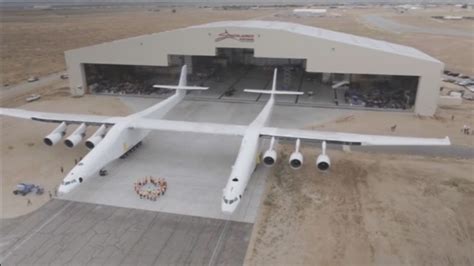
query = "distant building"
xmin=32 ymin=5 xmax=52 ymax=10
xmin=292 ymin=8 xmax=327 ymax=16
xmin=443 ymin=16 xmax=463 ymax=20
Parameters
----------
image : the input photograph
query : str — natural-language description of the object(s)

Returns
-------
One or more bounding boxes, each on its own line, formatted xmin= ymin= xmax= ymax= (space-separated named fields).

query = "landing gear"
xmin=120 ymin=141 xmax=143 ymax=159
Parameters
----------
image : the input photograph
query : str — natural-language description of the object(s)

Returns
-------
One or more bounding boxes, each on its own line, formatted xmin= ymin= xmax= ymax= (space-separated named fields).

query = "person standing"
xmin=390 ymin=124 xmax=397 ymax=132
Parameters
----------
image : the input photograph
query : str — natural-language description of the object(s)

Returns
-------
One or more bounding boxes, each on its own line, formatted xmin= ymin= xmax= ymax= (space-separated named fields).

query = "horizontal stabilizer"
xmin=244 ymin=89 xmax=303 ymax=95
xmin=153 ymin=85 xmax=208 ymax=90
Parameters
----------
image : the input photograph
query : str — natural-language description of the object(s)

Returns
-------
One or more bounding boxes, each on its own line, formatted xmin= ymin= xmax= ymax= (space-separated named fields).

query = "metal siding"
xmin=65 ymin=21 xmax=443 ymax=115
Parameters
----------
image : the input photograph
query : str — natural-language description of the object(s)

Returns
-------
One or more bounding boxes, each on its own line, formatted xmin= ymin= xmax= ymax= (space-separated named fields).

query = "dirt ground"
xmin=0 ymin=7 xmax=276 ymax=84
xmin=303 ymin=104 xmax=474 ymax=147
xmin=245 ymin=148 xmax=474 ymax=265
xmin=0 ymin=91 xmax=130 ymax=218
xmin=0 ymin=6 xmax=473 ymax=85
xmin=268 ymin=7 xmax=474 ymax=75
xmin=0 ymin=6 xmax=473 ymax=263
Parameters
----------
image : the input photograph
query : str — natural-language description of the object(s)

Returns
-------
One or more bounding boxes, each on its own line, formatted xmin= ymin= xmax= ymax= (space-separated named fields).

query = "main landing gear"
xmin=120 ymin=141 xmax=143 ymax=159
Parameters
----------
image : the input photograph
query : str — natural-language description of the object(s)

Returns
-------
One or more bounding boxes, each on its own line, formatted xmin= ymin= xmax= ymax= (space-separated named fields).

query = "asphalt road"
xmin=0 ymin=71 xmax=66 ymax=103
xmin=0 ymin=199 xmax=252 ymax=266
xmin=362 ymin=14 xmax=474 ymax=38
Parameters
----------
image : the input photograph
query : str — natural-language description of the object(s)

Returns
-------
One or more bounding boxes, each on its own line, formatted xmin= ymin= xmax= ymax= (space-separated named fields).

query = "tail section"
xmin=244 ymin=68 xmax=303 ymax=97
xmin=271 ymin=68 xmax=277 ymax=92
xmin=179 ymin=64 xmax=187 ymax=87
xmin=135 ymin=65 xmax=207 ymax=118
xmin=152 ymin=65 xmax=208 ymax=93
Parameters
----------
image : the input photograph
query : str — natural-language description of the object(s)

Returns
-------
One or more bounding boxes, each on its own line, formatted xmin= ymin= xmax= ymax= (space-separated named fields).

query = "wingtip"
xmin=444 ymin=136 xmax=451 ymax=145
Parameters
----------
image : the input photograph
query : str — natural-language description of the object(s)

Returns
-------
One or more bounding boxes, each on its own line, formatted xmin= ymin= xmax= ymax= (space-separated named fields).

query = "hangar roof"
xmin=190 ymin=20 xmax=439 ymax=62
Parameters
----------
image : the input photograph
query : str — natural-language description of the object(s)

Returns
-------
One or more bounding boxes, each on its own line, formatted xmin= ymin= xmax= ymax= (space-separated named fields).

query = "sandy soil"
xmin=388 ymin=8 xmax=474 ymax=32
xmin=379 ymin=8 xmax=474 ymax=75
xmin=303 ymin=104 xmax=474 ymax=147
xmin=245 ymin=148 xmax=474 ymax=265
xmin=0 ymin=91 xmax=130 ymax=218
xmin=0 ymin=7 xmax=276 ymax=84
xmin=268 ymin=7 xmax=474 ymax=75
xmin=1 ymin=6 xmax=473 ymax=85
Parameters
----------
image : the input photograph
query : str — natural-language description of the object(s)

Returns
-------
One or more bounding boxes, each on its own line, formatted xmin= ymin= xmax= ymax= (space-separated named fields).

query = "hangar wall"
xmin=65 ymin=21 xmax=443 ymax=116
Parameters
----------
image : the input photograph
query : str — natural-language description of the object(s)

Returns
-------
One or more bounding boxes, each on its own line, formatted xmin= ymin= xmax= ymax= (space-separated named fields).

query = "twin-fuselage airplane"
xmin=0 ymin=65 xmax=450 ymax=213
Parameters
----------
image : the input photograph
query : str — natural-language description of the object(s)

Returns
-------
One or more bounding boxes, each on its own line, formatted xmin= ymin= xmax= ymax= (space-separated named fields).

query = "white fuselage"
xmin=221 ymin=97 xmax=275 ymax=213
xmin=58 ymin=91 xmax=186 ymax=193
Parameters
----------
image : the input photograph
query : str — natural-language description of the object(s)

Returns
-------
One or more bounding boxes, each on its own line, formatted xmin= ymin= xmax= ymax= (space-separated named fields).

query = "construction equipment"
xmin=13 ymin=183 xmax=44 ymax=196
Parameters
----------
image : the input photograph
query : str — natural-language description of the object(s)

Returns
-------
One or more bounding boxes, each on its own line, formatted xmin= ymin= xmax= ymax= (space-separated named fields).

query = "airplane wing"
xmin=132 ymin=118 xmax=450 ymax=145
xmin=0 ymin=108 xmax=117 ymax=126
xmin=260 ymin=127 xmax=451 ymax=146
xmin=131 ymin=118 xmax=247 ymax=136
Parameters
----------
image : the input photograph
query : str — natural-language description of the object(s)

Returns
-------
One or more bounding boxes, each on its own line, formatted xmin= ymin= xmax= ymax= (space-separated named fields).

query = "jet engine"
xmin=262 ymin=137 xmax=277 ymax=167
xmin=64 ymin=123 xmax=86 ymax=148
xmin=316 ymin=141 xmax=331 ymax=171
xmin=316 ymin=154 xmax=331 ymax=171
xmin=289 ymin=139 xmax=303 ymax=169
xmin=44 ymin=122 xmax=67 ymax=146
xmin=85 ymin=124 xmax=107 ymax=149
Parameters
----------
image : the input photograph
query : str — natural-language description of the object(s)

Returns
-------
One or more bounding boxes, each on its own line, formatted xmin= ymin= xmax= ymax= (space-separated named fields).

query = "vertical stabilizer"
xmin=243 ymin=68 xmax=303 ymax=97
xmin=178 ymin=65 xmax=187 ymax=87
xmin=271 ymin=68 xmax=277 ymax=96
xmin=152 ymin=64 xmax=207 ymax=92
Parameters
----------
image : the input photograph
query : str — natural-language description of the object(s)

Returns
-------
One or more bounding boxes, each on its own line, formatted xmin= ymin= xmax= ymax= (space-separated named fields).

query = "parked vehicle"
xmin=13 ymin=183 xmax=44 ymax=196
xmin=27 ymin=76 xmax=39 ymax=82
xmin=26 ymin=94 xmax=41 ymax=102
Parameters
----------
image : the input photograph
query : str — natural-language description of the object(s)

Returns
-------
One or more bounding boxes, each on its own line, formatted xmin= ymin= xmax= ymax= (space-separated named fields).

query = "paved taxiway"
xmin=60 ymin=98 xmax=347 ymax=223
xmin=363 ymin=14 xmax=474 ymax=38
xmin=0 ymin=199 xmax=252 ymax=265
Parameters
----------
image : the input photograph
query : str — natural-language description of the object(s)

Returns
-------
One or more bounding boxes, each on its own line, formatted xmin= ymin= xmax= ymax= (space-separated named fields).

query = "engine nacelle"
xmin=289 ymin=139 xmax=303 ymax=169
xmin=64 ymin=123 xmax=86 ymax=148
xmin=85 ymin=125 xmax=106 ymax=149
xmin=289 ymin=151 xmax=303 ymax=169
xmin=316 ymin=154 xmax=331 ymax=171
xmin=64 ymin=134 xmax=83 ymax=148
xmin=85 ymin=136 xmax=102 ymax=149
xmin=44 ymin=122 xmax=67 ymax=146
xmin=263 ymin=149 xmax=277 ymax=167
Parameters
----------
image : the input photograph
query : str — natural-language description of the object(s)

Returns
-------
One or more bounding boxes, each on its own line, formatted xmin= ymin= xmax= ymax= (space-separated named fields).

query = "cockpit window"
xmin=63 ymin=179 xmax=77 ymax=186
xmin=232 ymin=178 xmax=239 ymax=182
xmin=223 ymin=196 xmax=239 ymax=204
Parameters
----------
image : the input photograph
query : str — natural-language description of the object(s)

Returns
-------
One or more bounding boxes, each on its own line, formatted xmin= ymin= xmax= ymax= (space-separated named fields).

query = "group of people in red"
xmin=134 ymin=176 xmax=167 ymax=201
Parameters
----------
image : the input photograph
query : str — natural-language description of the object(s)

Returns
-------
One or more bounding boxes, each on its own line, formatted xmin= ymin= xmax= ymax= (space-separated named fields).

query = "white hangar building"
xmin=65 ymin=20 xmax=443 ymax=116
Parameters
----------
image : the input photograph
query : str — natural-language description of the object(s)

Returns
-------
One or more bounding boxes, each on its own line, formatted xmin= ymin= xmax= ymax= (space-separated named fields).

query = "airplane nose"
xmin=221 ymin=201 xmax=237 ymax=214
xmin=57 ymin=184 xmax=70 ymax=195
